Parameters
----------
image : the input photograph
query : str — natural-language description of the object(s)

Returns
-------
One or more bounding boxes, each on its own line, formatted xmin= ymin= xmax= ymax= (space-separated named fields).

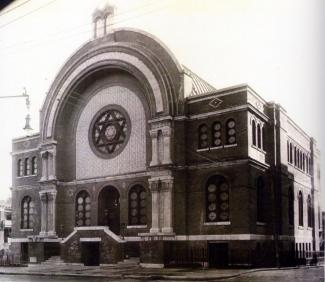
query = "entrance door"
xmin=208 ymin=243 xmax=229 ymax=268
xmin=98 ymin=186 xmax=120 ymax=234
xmin=21 ymin=243 xmax=29 ymax=263
xmin=81 ymin=242 xmax=100 ymax=266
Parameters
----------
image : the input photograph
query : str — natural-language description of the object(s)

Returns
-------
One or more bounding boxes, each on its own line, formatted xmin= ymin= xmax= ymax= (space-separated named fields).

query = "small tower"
xmin=93 ymin=2 xmax=115 ymax=39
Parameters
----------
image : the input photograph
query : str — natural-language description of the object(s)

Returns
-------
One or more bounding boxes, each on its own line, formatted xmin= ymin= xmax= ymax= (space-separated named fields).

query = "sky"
xmin=0 ymin=0 xmax=324 ymax=204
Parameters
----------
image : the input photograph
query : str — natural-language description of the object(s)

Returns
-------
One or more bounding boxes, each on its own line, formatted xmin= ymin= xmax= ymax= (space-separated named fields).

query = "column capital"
xmin=162 ymin=126 xmax=172 ymax=137
xmin=149 ymin=129 xmax=158 ymax=138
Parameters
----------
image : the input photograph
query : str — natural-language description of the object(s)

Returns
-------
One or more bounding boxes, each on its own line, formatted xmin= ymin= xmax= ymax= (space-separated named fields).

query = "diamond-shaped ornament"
xmin=209 ymin=97 xmax=222 ymax=109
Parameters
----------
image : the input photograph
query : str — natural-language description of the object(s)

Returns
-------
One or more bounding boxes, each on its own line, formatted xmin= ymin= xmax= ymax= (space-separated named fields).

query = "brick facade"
xmin=10 ymin=18 xmax=321 ymax=267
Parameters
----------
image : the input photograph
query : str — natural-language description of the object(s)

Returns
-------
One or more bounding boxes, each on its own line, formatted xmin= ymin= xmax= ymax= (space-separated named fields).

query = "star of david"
xmin=92 ymin=109 xmax=128 ymax=154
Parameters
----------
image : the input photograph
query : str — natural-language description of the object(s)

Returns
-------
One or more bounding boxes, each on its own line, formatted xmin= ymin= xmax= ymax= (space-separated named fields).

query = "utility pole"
xmin=0 ymin=88 xmax=33 ymax=135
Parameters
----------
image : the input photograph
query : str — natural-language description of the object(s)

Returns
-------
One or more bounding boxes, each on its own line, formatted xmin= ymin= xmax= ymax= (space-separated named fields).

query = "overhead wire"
xmin=0 ymin=0 xmax=57 ymax=29
xmin=0 ymin=0 xmax=172 ymax=54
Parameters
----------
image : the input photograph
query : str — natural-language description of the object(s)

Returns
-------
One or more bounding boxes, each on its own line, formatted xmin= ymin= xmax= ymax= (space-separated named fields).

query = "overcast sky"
xmin=0 ymin=0 xmax=324 ymax=204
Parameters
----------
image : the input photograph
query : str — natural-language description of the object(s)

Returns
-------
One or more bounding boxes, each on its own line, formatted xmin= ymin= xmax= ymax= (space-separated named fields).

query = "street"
xmin=0 ymin=266 xmax=323 ymax=282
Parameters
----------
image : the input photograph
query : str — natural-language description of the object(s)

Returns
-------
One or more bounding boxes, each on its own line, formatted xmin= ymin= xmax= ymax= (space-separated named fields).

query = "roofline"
xmin=12 ymin=132 xmax=40 ymax=143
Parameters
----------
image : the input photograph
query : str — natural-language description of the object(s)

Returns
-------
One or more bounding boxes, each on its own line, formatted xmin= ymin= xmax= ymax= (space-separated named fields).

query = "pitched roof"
xmin=182 ymin=65 xmax=216 ymax=97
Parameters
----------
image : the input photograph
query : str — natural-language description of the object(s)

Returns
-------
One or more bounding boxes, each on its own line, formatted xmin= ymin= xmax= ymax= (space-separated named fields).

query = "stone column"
xmin=150 ymin=130 xmax=158 ymax=166
xmin=47 ymin=191 xmax=57 ymax=237
xmin=39 ymin=192 xmax=48 ymax=237
xmin=161 ymin=178 xmax=174 ymax=233
xmin=149 ymin=180 xmax=160 ymax=233
xmin=162 ymin=127 xmax=172 ymax=165
xmin=48 ymin=149 xmax=57 ymax=180
xmin=40 ymin=151 xmax=48 ymax=182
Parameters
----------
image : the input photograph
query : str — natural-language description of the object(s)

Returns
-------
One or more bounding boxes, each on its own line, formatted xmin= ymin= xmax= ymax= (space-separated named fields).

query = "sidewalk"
xmin=0 ymin=262 xmax=323 ymax=281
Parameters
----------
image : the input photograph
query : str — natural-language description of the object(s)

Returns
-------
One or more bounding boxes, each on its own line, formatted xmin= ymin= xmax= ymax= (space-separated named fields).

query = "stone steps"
xmin=117 ymin=257 xmax=140 ymax=266
xmin=42 ymin=256 xmax=66 ymax=265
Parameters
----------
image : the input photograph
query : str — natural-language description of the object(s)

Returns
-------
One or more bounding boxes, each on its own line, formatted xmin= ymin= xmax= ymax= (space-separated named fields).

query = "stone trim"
xmin=203 ymin=221 xmax=231 ymax=226
xmin=126 ymin=225 xmax=147 ymax=229
xmin=45 ymin=51 xmax=164 ymax=138
xmin=80 ymin=237 xmax=102 ymax=242
xmin=61 ymin=226 xmax=125 ymax=244
xmin=11 ymin=148 xmax=39 ymax=156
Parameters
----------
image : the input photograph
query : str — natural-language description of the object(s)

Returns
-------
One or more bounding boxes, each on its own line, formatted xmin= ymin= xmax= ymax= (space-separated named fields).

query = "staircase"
xmin=42 ymin=256 xmax=66 ymax=265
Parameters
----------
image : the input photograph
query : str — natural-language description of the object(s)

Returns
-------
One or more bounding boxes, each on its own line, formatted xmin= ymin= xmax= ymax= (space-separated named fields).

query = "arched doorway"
xmin=98 ymin=186 xmax=120 ymax=234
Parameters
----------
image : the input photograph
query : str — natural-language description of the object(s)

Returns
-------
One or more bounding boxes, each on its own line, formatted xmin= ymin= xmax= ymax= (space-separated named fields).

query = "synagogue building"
xmin=10 ymin=6 xmax=322 ymax=267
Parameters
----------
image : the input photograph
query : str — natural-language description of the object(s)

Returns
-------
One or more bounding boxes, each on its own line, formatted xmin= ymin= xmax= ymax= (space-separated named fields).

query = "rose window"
xmin=90 ymin=106 xmax=130 ymax=158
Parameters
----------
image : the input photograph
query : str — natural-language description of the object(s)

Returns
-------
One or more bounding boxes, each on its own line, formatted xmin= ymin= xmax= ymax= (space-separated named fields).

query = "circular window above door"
xmin=89 ymin=105 xmax=131 ymax=159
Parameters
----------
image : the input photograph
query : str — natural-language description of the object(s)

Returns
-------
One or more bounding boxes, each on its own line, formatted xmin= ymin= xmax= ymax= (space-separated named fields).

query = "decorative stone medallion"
xmin=209 ymin=97 xmax=222 ymax=109
xmin=89 ymin=105 xmax=131 ymax=159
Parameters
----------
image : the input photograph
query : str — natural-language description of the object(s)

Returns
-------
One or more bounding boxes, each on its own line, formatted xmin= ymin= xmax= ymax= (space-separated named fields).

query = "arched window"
xmin=302 ymin=154 xmax=305 ymax=172
xmin=307 ymin=195 xmax=312 ymax=227
xmin=288 ymin=186 xmax=294 ymax=225
xmin=298 ymin=191 xmax=303 ymax=226
xmin=21 ymin=196 xmax=34 ymax=229
xmin=226 ymin=119 xmax=236 ymax=145
xmin=75 ymin=191 xmax=91 ymax=227
xmin=212 ymin=121 xmax=222 ymax=147
xmin=17 ymin=159 xmax=23 ymax=177
xmin=31 ymin=157 xmax=38 ymax=175
xmin=256 ymin=177 xmax=265 ymax=222
xmin=289 ymin=143 xmax=293 ymax=164
xmin=252 ymin=120 xmax=256 ymax=146
xmin=198 ymin=124 xmax=209 ymax=149
xmin=205 ymin=175 xmax=229 ymax=222
xmin=287 ymin=141 xmax=290 ymax=162
xmin=128 ymin=185 xmax=147 ymax=225
xmin=294 ymin=147 xmax=297 ymax=166
xmin=24 ymin=158 xmax=30 ymax=176
xmin=257 ymin=124 xmax=261 ymax=148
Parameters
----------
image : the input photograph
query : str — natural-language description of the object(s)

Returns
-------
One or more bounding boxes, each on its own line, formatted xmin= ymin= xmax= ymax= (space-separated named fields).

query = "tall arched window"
xmin=288 ymin=186 xmax=294 ymax=225
xmin=257 ymin=124 xmax=261 ymax=149
xmin=21 ymin=196 xmax=34 ymax=229
xmin=307 ymin=195 xmax=312 ymax=227
xmin=226 ymin=119 xmax=236 ymax=145
xmin=198 ymin=124 xmax=209 ymax=149
xmin=17 ymin=159 xmax=23 ymax=177
xmin=212 ymin=121 xmax=222 ymax=147
xmin=24 ymin=158 xmax=30 ymax=176
xmin=75 ymin=191 xmax=91 ymax=226
xmin=302 ymin=154 xmax=305 ymax=172
xmin=128 ymin=185 xmax=147 ymax=225
xmin=298 ymin=191 xmax=303 ymax=226
xmin=299 ymin=151 xmax=302 ymax=169
xmin=289 ymin=143 xmax=293 ymax=164
xmin=294 ymin=147 xmax=297 ymax=166
xmin=252 ymin=120 xmax=256 ymax=146
xmin=205 ymin=175 xmax=229 ymax=222
xmin=256 ymin=177 xmax=265 ymax=222
xmin=31 ymin=157 xmax=38 ymax=175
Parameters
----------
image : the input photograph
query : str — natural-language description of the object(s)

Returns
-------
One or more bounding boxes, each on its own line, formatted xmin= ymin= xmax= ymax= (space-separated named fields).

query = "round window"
xmin=89 ymin=105 xmax=131 ymax=158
